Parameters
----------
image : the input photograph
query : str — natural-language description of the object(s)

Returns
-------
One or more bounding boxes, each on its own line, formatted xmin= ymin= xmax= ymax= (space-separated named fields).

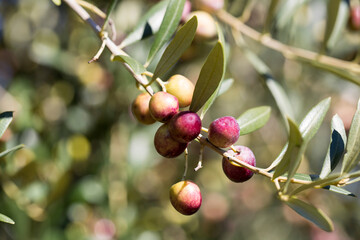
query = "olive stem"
xmin=196 ymin=134 xmax=312 ymax=185
xmin=216 ymin=9 xmax=360 ymax=76
xmin=182 ymin=148 xmax=189 ymax=180
xmin=194 ymin=145 xmax=204 ymax=171
xmin=63 ymin=0 xmax=154 ymax=96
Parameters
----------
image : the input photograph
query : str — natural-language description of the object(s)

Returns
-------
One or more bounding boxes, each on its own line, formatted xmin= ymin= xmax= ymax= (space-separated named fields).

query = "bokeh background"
xmin=0 ymin=0 xmax=359 ymax=239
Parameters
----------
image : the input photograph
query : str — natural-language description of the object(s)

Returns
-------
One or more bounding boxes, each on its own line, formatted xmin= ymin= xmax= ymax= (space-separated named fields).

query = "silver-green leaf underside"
xmin=0 ymin=213 xmax=15 ymax=224
xmin=285 ymin=197 xmax=334 ymax=232
xmin=237 ymin=106 xmax=271 ymax=135
xmin=111 ymin=55 xmax=146 ymax=75
xmin=0 ymin=112 xmax=13 ymax=139
xmin=341 ymin=98 xmax=360 ymax=173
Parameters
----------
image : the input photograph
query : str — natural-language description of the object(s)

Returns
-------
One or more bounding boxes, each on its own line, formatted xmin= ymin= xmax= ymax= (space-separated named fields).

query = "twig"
xmin=216 ymin=9 xmax=360 ymax=75
xmin=196 ymin=134 xmax=312 ymax=185
xmin=63 ymin=0 xmax=154 ymax=95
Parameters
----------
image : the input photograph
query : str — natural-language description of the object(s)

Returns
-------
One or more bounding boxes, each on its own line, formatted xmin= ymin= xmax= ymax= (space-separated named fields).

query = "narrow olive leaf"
xmin=234 ymin=32 xmax=294 ymax=129
xmin=320 ymin=114 xmax=347 ymax=178
xmin=198 ymin=22 xmax=227 ymax=119
xmin=0 ymin=112 xmax=13 ymax=139
xmin=0 ymin=144 xmax=25 ymax=159
xmin=287 ymin=173 xmax=317 ymax=182
xmin=52 ymin=0 xmax=61 ymax=6
xmin=323 ymin=0 xmax=349 ymax=52
xmin=111 ymin=55 xmax=146 ymax=75
xmin=263 ymin=0 xmax=279 ymax=34
xmin=299 ymin=97 xmax=331 ymax=142
xmin=267 ymin=143 xmax=288 ymax=171
xmin=276 ymin=0 xmax=308 ymax=29
xmin=264 ymin=76 xmax=295 ymax=131
xmin=102 ymin=0 xmax=119 ymax=32
xmin=119 ymin=0 xmax=169 ymax=48
xmin=322 ymin=185 xmax=356 ymax=197
xmin=290 ymin=173 xmax=341 ymax=196
xmin=146 ymin=0 xmax=186 ymax=65
xmin=237 ymin=106 xmax=271 ymax=135
xmin=190 ymin=42 xmax=224 ymax=113
xmin=342 ymin=98 xmax=360 ymax=173
xmin=0 ymin=213 xmax=15 ymax=224
xmin=285 ymin=197 xmax=334 ymax=232
xmin=200 ymin=78 xmax=234 ymax=119
xmin=273 ymin=117 xmax=303 ymax=180
xmin=151 ymin=16 xmax=197 ymax=83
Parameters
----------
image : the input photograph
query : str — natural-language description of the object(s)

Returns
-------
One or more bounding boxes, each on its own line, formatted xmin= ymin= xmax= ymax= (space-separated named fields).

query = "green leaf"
xmin=0 ymin=144 xmax=25 ymax=159
xmin=341 ymin=98 xmax=360 ymax=173
xmin=322 ymin=185 xmax=356 ymax=197
xmin=299 ymin=97 xmax=331 ymax=142
xmin=290 ymin=173 xmax=341 ymax=196
xmin=264 ymin=75 xmax=294 ymax=130
xmin=119 ymin=0 xmax=169 ymax=48
xmin=323 ymin=0 xmax=349 ymax=52
xmin=320 ymin=114 xmax=346 ymax=178
xmin=237 ymin=106 xmax=271 ymax=135
xmin=52 ymin=0 xmax=61 ymax=6
xmin=273 ymin=117 xmax=303 ymax=180
xmin=0 ymin=213 xmax=15 ymax=224
xmin=102 ymin=0 xmax=119 ymax=32
xmin=0 ymin=112 xmax=13 ymax=139
xmin=200 ymin=78 xmax=234 ymax=119
xmin=111 ymin=55 xmax=146 ymax=75
xmin=288 ymin=173 xmax=356 ymax=197
xmin=284 ymin=197 xmax=334 ymax=232
xmin=146 ymin=0 xmax=186 ymax=65
xmin=151 ymin=16 xmax=197 ymax=83
xmin=190 ymin=42 xmax=225 ymax=113
xmin=198 ymin=22 xmax=227 ymax=119
xmin=267 ymin=143 xmax=288 ymax=171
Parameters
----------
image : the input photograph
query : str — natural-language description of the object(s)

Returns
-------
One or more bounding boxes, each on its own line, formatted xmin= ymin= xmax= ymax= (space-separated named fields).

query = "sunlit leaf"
xmin=320 ymin=114 xmax=346 ymax=178
xmin=342 ymin=98 xmax=360 ymax=173
xmin=299 ymin=97 xmax=331 ymax=142
xmin=322 ymin=185 xmax=356 ymax=197
xmin=264 ymin=75 xmax=294 ymax=131
xmin=0 ymin=112 xmax=13 ymax=139
xmin=152 ymin=16 xmax=197 ymax=82
xmin=273 ymin=117 xmax=303 ymax=180
xmin=200 ymin=78 xmax=234 ymax=119
xmin=198 ymin=23 xmax=227 ymax=119
xmin=285 ymin=197 xmax=334 ymax=232
xmin=323 ymin=0 xmax=349 ymax=51
xmin=119 ymin=0 xmax=169 ymax=48
xmin=0 ymin=144 xmax=25 ymax=159
xmin=190 ymin=42 xmax=224 ymax=113
xmin=237 ymin=106 xmax=271 ymax=135
xmin=0 ymin=213 xmax=15 ymax=224
xmin=52 ymin=0 xmax=61 ymax=6
xmin=111 ymin=55 xmax=146 ymax=75
xmin=146 ymin=0 xmax=186 ymax=65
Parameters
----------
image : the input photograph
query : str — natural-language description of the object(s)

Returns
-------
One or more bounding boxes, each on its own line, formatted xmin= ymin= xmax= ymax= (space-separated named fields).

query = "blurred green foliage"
xmin=0 ymin=0 xmax=359 ymax=239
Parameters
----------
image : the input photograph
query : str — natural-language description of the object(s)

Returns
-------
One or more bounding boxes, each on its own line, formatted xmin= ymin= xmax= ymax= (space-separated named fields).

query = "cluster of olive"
xmin=131 ymin=74 xmax=256 ymax=215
